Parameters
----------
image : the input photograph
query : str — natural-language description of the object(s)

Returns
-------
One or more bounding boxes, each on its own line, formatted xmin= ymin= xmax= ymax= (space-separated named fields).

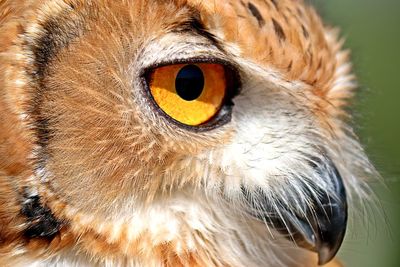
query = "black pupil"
xmin=175 ymin=65 xmax=205 ymax=101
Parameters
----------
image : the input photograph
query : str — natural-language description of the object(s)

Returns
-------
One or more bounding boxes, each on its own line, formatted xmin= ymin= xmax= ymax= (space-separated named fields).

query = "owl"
xmin=0 ymin=0 xmax=376 ymax=266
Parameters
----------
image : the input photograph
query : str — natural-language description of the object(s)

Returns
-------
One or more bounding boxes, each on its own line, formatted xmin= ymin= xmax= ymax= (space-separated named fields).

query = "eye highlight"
xmin=149 ymin=63 xmax=227 ymax=126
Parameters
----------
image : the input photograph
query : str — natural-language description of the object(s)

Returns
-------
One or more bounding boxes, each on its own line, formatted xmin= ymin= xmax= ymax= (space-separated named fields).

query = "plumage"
xmin=0 ymin=0 xmax=375 ymax=266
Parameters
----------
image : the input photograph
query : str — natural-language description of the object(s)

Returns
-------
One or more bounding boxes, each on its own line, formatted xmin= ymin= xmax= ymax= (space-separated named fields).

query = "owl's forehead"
xmin=23 ymin=0 xmax=335 ymax=90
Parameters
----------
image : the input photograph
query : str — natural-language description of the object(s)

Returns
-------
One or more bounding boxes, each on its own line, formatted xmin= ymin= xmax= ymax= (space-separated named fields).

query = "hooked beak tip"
xmin=318 ymin=243 xmax=337 ymax=266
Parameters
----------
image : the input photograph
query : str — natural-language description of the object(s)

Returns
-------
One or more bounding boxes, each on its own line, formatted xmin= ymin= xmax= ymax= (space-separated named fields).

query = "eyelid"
xmin=141 ymin=57 xmax=240 ymax=79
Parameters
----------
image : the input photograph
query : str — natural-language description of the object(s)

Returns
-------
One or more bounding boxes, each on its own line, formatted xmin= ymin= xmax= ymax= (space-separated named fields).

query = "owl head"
xmin=0 ymin=0 xmax=376 ymax=266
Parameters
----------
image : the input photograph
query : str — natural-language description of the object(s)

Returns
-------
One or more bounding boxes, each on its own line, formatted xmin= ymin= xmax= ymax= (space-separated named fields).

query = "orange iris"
xmin=149 ymin=63 xmax=227 ymax=126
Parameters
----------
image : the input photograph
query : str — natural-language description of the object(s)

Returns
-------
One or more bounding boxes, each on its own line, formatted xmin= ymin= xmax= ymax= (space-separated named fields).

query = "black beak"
xmin=243 ymin=160 xmax=347 ymax=265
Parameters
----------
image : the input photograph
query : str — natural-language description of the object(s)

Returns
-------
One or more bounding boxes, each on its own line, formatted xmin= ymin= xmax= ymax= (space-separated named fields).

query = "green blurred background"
xmin=309 ymin=0 xmax=400 ymax=266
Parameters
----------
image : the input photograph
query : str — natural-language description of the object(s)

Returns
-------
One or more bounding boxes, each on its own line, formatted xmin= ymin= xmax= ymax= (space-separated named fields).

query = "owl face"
xmin=0 ymin=0 xmax=375 ymax=266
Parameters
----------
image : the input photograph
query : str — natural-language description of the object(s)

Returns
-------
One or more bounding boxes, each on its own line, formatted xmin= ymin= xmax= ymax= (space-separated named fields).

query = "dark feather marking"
xmin=271 ymin=0 xmax=278 ymax=9
xmin=21 ymin=192 xmax=62 ymax=240
xmin=176 ymin=15 xmax=225 ymax=52
xmin=272 ymin=18 xmax=286 ymax=41
xmin=287 ymin=60 xmax=293 ymax=71
xmin=302 ymin=25 xmax=309 ymax=39
xmin=247 ymin=2 xmax=265 ymax=27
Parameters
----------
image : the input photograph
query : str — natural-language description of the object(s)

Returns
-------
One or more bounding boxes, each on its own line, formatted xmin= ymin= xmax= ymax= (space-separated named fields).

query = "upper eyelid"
xmin=139 ymin=57 xmax=240 ymax=77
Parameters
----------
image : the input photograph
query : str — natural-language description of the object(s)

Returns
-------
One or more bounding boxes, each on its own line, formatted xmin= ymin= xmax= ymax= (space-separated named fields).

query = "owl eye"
xmin=148 ymin=63 xmax=229 ymax=126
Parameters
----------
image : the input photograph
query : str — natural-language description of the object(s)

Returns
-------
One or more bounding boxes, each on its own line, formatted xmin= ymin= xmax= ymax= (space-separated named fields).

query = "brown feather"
xmin=0 ymin=1 xmax=368 ymax=266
